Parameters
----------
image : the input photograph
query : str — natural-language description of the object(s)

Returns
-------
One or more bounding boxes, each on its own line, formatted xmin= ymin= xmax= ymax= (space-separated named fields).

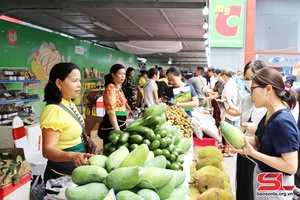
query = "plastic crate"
xmin=193 ymin=137 xmax=218 ymax=147
xmin=0 ymin=174 xmax=30 ymax=200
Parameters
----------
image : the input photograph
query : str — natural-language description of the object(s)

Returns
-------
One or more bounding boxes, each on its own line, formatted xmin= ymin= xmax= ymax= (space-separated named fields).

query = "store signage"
xmin=75 ymin=46 xmax=85 ymax=55
xmin=257 ymin=54 xmax=300 ymax=67
xmin=7 ymin=29 xmax=17 ymax=45
xmin=210 ymin=0 xmax=245 ymax=48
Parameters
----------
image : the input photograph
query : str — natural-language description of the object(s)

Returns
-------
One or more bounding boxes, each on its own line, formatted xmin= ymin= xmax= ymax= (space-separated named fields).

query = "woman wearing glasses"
xmin=234 ymin=67 xmax=299 ymax=200
xmin=221 ymin=60 xmax=267 ymax=200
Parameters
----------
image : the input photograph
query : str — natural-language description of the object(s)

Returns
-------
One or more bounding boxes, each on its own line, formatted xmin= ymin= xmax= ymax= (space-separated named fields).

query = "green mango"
xmin=139 ymin=115 xmax=166 ymax=128
xmin=106 ymin=166 xmax=145 ymax=192
xmin=144 ymin=103 xmax=167 ymax=118
xmin=176 ymin=137 xmax=192 ymax=153
xmin=137 ymin=189 xmax=160 ymax=200
xmin=120 ymin=144 xmax=149 ymax=167
xmin=116 ymin=190 xmax=144 ymax=200
xmin=71 ymin=165 xmax=108 ymax=186
xmin=65 ymin=182 xmax=108 ymax=200
xmin=144 ymin=155 xmax=167 ymax=168
xmin=105 ymin=145 xmax=129 ymax=172
xmin=136 ymin=167 xmax=173 ymax=189
xmin=220 ymin=121 xmax=245 ymax=149
xmin=156 ymin=174 xmax=176 ymax=200
xmin=167 ymin=187 xmax=190 ymax=197
xmin=87 ymin=154 xmax=107 ymax=168
xmin=167 ymin=169 xmax=186 ymax=188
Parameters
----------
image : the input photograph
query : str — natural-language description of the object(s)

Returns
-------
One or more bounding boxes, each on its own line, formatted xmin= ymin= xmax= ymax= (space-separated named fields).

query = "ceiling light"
xmin=202 ymin=6 xmax=209 ymax=16
xmin=203 ymin=22 xmax=208 ymax=30
xmin=203 ymin=32 xmax=208 ymax=39
xmin=205 ymin=46 xmax=209 ymax=53
xmin=137 ymin=57 xmax=147 ymax=63
xmin=204 ymin=39 xmax=208 ymax=45
xmin=93 ymin=21 xmax=112 ymax=31
xmin=168 ymin=58 xmax=172 ymax=65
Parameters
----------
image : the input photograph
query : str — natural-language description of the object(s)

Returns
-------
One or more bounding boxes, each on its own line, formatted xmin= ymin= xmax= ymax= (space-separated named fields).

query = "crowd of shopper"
xmin=41 ymin=61 xmax=300 ymax=200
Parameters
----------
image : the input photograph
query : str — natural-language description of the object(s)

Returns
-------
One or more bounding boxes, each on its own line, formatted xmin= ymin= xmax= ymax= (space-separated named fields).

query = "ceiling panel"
xmin=0 ymin=0 xmax=208 ymax=68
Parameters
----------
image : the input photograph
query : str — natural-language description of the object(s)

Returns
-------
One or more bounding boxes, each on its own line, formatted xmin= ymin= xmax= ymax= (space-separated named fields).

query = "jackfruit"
xmin=195 ymin=174 xmax=224 ymax=193
xmin=197 ymin=146 xmax=222 ymax=161
xmin=197 ymin=187 xmax=235 ymax=200
xmin=193 ymin=166 xmax=225 ymax=183
xmin=196 ymin=158 xmax=223 ymax=171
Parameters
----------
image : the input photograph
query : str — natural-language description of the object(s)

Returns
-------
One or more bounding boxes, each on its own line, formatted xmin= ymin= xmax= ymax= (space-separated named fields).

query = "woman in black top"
xmin=122 ymin=67 xmax=137 ymax=111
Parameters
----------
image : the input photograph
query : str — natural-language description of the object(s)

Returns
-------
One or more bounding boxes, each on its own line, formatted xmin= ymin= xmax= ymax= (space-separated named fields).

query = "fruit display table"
xmin=181 ymin=137 xmax=194 ymax=187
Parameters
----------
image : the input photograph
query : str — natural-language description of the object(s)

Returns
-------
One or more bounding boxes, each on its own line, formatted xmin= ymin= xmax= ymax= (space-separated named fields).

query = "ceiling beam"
xmin=86 ymin=37 xmax=205 ymax=42
xmin=0 ymin=2 xmax=205 ymax=10
xmin=173 ymin=61 xmax=207 ymax=63
xmin=179 ymin=50 xmax=206 ymax=53
xmin=151 ymin=56 xmax=207 ymax=59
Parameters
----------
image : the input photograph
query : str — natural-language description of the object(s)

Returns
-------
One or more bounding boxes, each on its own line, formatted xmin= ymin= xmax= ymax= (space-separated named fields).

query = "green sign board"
xmin=0 ymin=19 xmax=165 ymax=116
xmin=209 ymin=0 xmax=245 ymax=48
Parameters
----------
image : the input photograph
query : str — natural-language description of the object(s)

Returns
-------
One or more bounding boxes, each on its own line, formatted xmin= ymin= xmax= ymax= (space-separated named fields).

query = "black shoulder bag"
xmin=58 ymin=103 xmax=97 ymax=154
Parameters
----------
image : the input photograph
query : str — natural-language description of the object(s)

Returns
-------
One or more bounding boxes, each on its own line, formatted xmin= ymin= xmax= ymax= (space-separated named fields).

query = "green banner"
xmin=0 ymin=19 xmax=165 ymax=116
xmin=210 ymin=0 xmax=245 ymax=48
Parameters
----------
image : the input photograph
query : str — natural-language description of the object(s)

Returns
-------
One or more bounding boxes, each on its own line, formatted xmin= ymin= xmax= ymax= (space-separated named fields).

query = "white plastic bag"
xmin=191 ymin=118 xmax=203 ymax=139
xmin=199 ymin=120 xmax=219 ymax=140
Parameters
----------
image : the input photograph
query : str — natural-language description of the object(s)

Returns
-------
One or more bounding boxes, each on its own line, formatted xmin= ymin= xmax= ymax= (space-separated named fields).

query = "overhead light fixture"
xmin=137 ymin=57 xmax=147 ymax=63
xmin=93 ymin=21 xmax=112 ymax=31
xmin=168 ymin=58 xmax=172 ymax=65
xmin=204 ymin=39 xmax=208 ymax=45
xmin=203 ymin=21 xmax=208 ymax=30
xmin=202 ymin=6 xmax=209 ymax=16
xmin=203 ymin=32 xmax=208 ymax=39
xmin=205 ymin=46 xmax=209 ymax=53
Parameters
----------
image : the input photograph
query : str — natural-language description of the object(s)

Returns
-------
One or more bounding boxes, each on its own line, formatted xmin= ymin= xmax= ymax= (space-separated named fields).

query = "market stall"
xmin=36 ymin=103 xmax=236 ymax=200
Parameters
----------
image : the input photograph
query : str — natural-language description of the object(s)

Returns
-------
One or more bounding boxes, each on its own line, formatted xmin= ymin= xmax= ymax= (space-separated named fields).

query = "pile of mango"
xmin=189 ymin=146 xmax=235 ymax=200
xmin=104 ymin=103 xmax=192 ymax=170
xmin=65 ymin=144 xmax=190 ymax=200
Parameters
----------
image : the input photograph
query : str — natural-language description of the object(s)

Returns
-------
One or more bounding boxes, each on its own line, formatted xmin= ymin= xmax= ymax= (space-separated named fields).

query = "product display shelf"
xmin=0 ymin=79 xmax=41 ymax=105
xmin=82 ymin=76 xmax=105 ymax=116
xmin=84 ymin=77 xmax=104 ymax=82
xmin=0 ymin=98 xmax=41 ymax=105
xmin=0 ymin=80 xmax=40 ymax=83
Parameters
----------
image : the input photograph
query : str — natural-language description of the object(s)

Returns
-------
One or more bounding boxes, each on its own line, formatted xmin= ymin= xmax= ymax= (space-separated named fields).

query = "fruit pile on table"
xmin=64 ymin=103 xmax=240 ymax=199
xmin=65 ymin=103 xmax=193 ymax=200
xmin=189 ymin=146 xmax=235 ymax=199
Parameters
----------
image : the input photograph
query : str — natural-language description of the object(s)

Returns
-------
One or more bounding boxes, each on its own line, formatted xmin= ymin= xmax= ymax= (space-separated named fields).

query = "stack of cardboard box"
xmin=84 ymin=115 xmax=104 ymax=155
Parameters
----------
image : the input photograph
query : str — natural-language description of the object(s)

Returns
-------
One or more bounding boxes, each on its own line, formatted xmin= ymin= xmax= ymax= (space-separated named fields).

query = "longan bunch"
xmin=165 ymin=105 xmax=193 ymax=137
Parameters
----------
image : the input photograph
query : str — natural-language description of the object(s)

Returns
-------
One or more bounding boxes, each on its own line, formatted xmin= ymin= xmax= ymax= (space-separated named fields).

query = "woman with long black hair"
xmin=97 ymin=64 xmax=134 ymax=152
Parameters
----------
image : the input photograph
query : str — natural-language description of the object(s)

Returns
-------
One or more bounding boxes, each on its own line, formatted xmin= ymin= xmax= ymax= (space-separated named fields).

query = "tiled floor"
xmin=223 ymin=153 xmax=237 ymax=197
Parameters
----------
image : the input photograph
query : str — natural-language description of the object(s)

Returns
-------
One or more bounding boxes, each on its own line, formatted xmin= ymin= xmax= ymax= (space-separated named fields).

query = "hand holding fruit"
xmin=72 ymin=152 xmax=93 ymax=167
xmin=230 ymin=137 xmax=254 ymax=156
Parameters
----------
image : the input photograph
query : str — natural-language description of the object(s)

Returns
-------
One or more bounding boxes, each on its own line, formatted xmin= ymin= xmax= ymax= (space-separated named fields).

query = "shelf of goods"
xmin=0 ymin=80 xmax=41 ymax=105
xmin=0 ymin=77 xmax=40 ymax=126
xmin=82 ymin=77 xmax=105 ymax=116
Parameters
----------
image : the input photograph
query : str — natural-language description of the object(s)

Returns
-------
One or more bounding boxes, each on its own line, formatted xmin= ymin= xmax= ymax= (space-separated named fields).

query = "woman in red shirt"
xmin=97 ymin=64 xmax=133 ymax=153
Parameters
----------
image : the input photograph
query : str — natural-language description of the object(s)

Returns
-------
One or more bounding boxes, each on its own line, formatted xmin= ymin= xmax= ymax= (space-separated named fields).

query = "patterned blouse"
xmin=104 ymin=83 xmax=127 ymax=115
